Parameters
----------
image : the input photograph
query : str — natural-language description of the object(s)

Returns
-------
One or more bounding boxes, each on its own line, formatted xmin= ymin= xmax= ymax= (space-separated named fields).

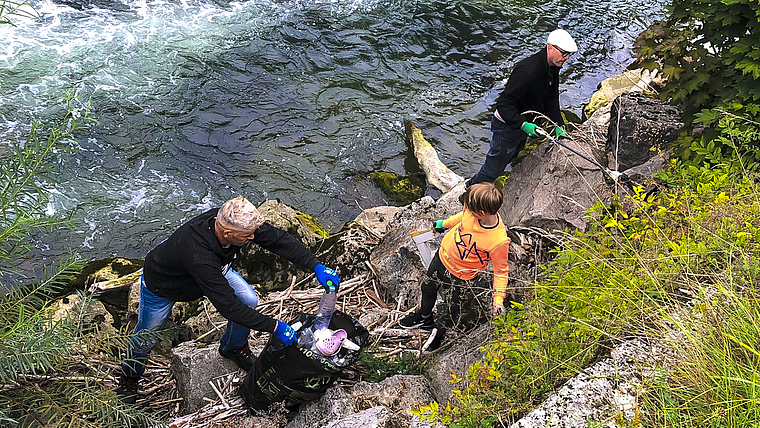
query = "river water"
xmin=0 ymin=0 xmax=665 ymax=266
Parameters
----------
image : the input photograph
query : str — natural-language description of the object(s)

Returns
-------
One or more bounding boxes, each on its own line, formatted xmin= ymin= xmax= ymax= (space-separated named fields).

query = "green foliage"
xmin=0 ymin=90 xmax=93 ymax=274
xmin=433 ymin=134 xmax=760 ymax=426
xmin=0 ymin=95 xmax=161 ymax=426
xmin=645 ymin=285 xmax=760 ymax=427
xmin=354 ymin=350 xmax=424 ymax=383
xmin=0 ymin=0 xmax=37 ymax=26
xmin=633 ymin=0 xmax=760 ymax=124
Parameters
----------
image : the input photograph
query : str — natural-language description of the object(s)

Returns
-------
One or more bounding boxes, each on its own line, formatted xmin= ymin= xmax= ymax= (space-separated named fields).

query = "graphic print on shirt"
xmin=455 ymin=227 xmax=490 ymax=265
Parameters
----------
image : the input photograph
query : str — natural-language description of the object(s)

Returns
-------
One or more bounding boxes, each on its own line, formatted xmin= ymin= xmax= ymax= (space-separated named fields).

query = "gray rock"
xmin=511 ymin=338 xmax=677 ymax=428
xmin=355 ymin=206 xmax=403 ymax=240
xmin=170 ymin=341 xmax=240 ymax=413
xmin=607 ymin=92 xmax=683 ymax=171
xmin=48 ymin=293 xmax=116 ymax=337
xmin=288 ymin=375 xmax=437 ymax=428
xmin=424 ymin=324 xmax=491 ymax=404
xmin=499 ymin=137 xmax=613 ymax=233
xmin=621 ymin=152 xmax=668 ymax=184
xmin=323 ymin=406 xmax=393 ymax=428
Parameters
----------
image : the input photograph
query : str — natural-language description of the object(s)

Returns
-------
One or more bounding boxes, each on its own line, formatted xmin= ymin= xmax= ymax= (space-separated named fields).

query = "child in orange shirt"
xmin=399 ymin=182 xmax=510 ymax=330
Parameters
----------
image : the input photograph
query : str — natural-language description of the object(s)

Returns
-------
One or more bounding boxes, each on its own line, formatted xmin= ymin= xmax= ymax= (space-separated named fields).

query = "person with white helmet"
xmin=464 ymin=29 xmax=578 ymax=189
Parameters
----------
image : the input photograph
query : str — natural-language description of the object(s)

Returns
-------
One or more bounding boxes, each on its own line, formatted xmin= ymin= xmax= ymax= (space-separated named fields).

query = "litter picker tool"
xmin=534 ymin=127 xmax=626 ymax=183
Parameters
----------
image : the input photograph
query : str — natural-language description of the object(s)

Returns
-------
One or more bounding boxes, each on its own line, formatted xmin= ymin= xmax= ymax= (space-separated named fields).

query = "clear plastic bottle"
xmin=313 ymin=290 xmax=337 ymax=331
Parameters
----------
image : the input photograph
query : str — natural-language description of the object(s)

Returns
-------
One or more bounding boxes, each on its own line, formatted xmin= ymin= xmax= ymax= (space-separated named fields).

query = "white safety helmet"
xmin=546 ymin=29 xmax=578 ymax=53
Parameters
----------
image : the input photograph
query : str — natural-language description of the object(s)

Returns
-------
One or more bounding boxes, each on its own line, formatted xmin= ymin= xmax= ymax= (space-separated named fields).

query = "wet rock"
xmin=607 ymin=92 xmax=683 ymax=171
xmin=583 ymin=69 xmax=663 ymax=120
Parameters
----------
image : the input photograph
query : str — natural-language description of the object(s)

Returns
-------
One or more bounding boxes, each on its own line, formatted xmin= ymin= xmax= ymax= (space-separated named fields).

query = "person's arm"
xmin=490 ymin=239 xmax=510 ymax=315
xmin=546 ymin=67 xmax=563 ymax=126
xmin=441 ymin=212 xmax=464 ymax=229
xmin=253 ymin=222 xmax=340 ymax=291
xmin=495 ymin=63 xmax=534 ymax=129
xmin=252 ymin=222 xmax=319 ymax=270
xmin=192 ymin=263 xmax=278 ymax=332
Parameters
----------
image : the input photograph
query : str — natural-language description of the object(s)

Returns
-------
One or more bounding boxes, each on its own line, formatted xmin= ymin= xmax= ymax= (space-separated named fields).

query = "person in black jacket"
xmin=465 ymin=29 xmax=578 ymax=187
xmin=116 ymin=196 xmax=340 ymax=404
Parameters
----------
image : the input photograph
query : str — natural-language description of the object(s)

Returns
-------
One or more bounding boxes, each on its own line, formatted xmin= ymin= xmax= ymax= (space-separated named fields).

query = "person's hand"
xmin=492 ymin=302 xmax=506 ymax=316
xmin=433 ymin=220 xmax=446 ymax=233
xmin=314 ymin=263 xmax=340 ymax=293
xmin=274 ymin=320 xmax=297 ymax=346
xmin=554 ymin=125 xmax=568 ymax=139
xmin=520 ymin=121 xmax=539 ymax=137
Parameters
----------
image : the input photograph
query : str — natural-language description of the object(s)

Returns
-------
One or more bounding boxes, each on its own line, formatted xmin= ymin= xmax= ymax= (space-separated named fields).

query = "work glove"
xmin=493 ymin=295 xmax=506 ymax=316
xmin=314 ymin=263 xmax=340 ymax=293
xmin=554 ymin=126 xmax=568 ymax=139
xmin=273 ymin=320 xmax=297 ymax=346
xmin=520 ymin=121 xmax=539 ymax=137
xmin=433 ymin=220 xmax=446 ymax=233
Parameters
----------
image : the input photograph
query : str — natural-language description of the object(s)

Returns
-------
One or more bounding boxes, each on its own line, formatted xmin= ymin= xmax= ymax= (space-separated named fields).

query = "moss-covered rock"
xmin=369 ymin=171 xmax=424 ymax=205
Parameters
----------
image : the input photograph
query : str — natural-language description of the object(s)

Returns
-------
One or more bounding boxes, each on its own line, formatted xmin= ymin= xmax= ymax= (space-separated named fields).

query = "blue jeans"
xmin=469 ymin=115 xmax=527 ymax=185
xmin=121 ymin=269 xmax=259 ymax=379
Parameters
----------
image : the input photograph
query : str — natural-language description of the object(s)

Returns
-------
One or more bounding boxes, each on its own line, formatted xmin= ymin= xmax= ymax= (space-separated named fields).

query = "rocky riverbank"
xmin=57 ymin=67 xmax=683 ymax=427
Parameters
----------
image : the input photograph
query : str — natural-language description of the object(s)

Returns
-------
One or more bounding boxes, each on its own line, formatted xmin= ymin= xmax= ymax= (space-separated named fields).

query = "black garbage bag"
xmin=239 ymin=310 xmax=369 ymax=411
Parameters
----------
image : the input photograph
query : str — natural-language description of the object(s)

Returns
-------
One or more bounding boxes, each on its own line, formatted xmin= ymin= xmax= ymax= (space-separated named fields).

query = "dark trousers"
xmin=469 ymin=115 xmax=527 ymax=185
xmin=420 ymin=250 xmax=466 ymax=316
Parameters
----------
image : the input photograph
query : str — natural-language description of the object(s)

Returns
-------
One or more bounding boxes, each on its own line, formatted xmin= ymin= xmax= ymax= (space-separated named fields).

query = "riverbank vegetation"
xmin=0 ymin=93 xmax=161 ymax=425
xmin=428 ymin=0 xmax=760 ymax=425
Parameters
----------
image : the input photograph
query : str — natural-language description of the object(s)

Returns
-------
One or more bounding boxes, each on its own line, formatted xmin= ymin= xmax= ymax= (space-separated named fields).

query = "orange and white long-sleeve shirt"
xmin=438 ymin=209 xmax=511 ymax=306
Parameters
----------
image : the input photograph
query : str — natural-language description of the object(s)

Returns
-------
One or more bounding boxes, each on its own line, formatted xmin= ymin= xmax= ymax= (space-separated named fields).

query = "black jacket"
xmin=494 ymin=47 xmax=563 ymax=130
xmin=143 ymin=208 xmax=319 ymax=333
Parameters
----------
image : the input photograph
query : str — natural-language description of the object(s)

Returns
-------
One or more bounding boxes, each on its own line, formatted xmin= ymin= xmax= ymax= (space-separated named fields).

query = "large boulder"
xmin=369 ymin=189 xmax=463 ymax=313
xmin=171 ymin=341 xmax=240 ymax=413
xmin=607 ymin=92 xmax=683 ymax=171
xmin=512 ymin=338 xmax=678 ymax=428
xmin=498 ymin=135 xmax=613 ymax=233
xmin=235 ymin=199 xmax=327 ymax=293
xmin=47 ymin=293 xmax=117 ymax=338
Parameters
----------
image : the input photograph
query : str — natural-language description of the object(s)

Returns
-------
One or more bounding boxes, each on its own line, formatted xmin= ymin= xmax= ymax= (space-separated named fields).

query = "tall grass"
xmin=429 ymin=120 xmax=760 ymax=426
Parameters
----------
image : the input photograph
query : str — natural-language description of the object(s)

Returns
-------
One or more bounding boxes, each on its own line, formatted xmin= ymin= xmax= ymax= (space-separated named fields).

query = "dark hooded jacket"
xmin=143 ymin=208 xmax=318 ymax=333
xmin=494 ymin=47 xmax=563 ymax=129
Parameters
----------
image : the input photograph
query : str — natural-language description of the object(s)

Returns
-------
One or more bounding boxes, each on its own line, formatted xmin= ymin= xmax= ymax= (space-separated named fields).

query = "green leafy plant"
xmin=0 ymin=94 xmax=161 ymax=426
xmin=633 ymin=0 xmax=760 ymax=124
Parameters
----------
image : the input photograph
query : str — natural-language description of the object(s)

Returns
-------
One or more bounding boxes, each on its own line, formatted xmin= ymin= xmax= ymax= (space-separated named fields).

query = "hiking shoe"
xmin=398 ymin=312 xmax=435 ymax=330
xmin=219 ymin=345 xmax=255 ymax=371
xmin=116 ymin=376 xmax=139 ymax=405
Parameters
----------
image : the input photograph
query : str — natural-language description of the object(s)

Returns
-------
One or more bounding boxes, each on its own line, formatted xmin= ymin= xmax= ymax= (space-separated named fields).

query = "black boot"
xmin=116 ymin=375 xmax=140 ymax=404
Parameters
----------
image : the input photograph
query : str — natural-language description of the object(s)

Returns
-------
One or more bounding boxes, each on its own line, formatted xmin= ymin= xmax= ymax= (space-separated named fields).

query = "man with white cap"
xmin=116 ymin=196 xmax=340 ymax=404
xmin=464 ymin=29 xmax=578 ymax=188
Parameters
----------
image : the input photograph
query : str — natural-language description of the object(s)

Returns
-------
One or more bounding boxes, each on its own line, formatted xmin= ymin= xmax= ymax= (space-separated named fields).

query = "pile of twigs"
xmin=147 ymin=271 xmax=437 ymax=427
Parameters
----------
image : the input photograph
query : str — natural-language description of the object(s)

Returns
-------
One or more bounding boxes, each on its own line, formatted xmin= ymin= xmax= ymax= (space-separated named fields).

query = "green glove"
xmin=433 ymin=220 xmax=446 ymax=232
xmin=520 ymin=122 xmax=539 ymax=137
xmin=554 ymin=126 xmax=568 ymax=139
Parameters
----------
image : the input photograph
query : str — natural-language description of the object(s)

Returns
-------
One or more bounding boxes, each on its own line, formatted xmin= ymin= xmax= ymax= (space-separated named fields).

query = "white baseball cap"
xmin=547 ymin=29 xmax=578 ymax=53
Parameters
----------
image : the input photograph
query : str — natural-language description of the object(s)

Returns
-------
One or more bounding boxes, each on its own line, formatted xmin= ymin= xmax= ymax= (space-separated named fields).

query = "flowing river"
xmin=0 ymin=0 xmax=665 ymax=268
